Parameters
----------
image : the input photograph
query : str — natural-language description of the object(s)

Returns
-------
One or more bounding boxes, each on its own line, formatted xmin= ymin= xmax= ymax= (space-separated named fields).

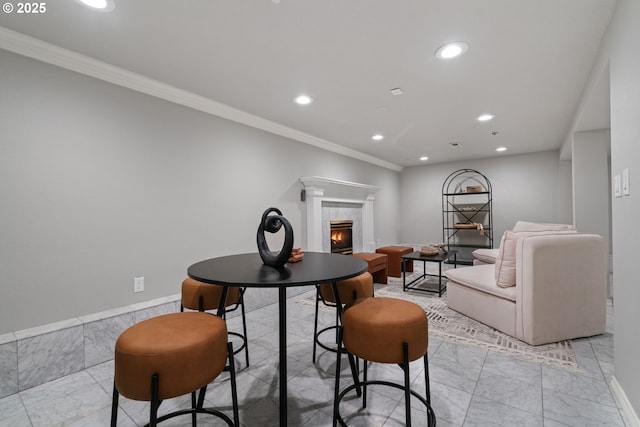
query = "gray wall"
xmin=0 ymin=49 xmax=401 ymax=334
xmin=572 ymin=130 xmax=611 ymax=243
xmin=605 ymin=0 xmax=640 ymax=417
xmin=399 ymin=151 xmax=572 ymax=246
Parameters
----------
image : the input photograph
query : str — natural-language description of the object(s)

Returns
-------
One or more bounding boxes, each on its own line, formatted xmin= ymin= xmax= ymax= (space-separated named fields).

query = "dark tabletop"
xmin=402 ymin=250 xmax=457 ymax=262
xmin=188 ymin=252 xmax=368 ymax=288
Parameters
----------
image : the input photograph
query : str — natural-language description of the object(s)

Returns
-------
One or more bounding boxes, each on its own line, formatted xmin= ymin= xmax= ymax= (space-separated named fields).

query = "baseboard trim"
xmin=611 ymin=376 xmax=640 ymax=427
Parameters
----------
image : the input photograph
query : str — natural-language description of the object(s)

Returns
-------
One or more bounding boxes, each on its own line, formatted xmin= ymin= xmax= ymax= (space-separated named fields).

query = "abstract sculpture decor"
xmin=257 ymin=207 xmax=294 ymax=268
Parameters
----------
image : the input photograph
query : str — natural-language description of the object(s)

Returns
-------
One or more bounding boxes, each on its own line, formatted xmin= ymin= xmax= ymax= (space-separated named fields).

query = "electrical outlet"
xmin=134 ymin=276 xmax=144 ymax=293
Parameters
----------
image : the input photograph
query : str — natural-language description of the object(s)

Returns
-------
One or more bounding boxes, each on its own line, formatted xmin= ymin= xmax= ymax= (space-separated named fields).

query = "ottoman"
xmin=376 ymin=246 xmax=414 ymax=277
xmin=352 ymin=252 xmax=388 ymax=284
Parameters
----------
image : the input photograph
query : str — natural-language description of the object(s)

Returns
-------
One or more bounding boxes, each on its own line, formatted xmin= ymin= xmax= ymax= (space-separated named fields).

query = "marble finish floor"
xmin=0 ymin=290 xmax=626 ymax=426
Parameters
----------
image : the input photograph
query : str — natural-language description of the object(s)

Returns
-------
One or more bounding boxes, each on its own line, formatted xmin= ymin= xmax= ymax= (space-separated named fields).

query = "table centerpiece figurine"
xmin=257 ymin=207 xmax=294 ymax=268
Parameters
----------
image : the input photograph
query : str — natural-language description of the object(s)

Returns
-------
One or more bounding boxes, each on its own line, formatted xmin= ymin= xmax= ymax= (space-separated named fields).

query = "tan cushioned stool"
xmin=181 ymin=277 xmax=249 ymax=367
xmin=182 ymin=277 xmax=241 ymax=310
xmin=313 ymin=272 xmax=374 ymax=363
xmin=342 ymin=297 xmax=427 ymax=363
xmin=376 ymin=245 xmax=414 ymax=278
xmin=318 ymin=271 xmax=374 ymax=305
xmin=115 ymin=312 xmax=228 ymax=401
xmin=351 ymin=253 xmax=388 ymax=284
xmin=111 ymin=311 xmax=239 ymax=426
xmin=334 ymin=297 xmax=435 ymax=426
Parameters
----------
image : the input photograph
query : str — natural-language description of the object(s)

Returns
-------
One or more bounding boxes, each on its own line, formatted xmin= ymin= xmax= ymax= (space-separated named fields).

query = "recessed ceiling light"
xmin=390 ymin=88 xmax=404 ymax=96
xmin=477 ymin=114 xmax=495 ymax=122
xmin=496 ymin=147 xmax=507 ymax=152
xmin=77 ymin=0 xmax=115 ymax=11
xmin=371 ymin=134 xmax=384 ymax=141
xmin=294 ymin=95 xmax=313 ymax=105
xmin=449 ymin=142 xmax=461 ymax=148
xmin=435 ymin=41 xmax=469 ymax=60
xmin=420 ymin=156 xmax=429 ymax=161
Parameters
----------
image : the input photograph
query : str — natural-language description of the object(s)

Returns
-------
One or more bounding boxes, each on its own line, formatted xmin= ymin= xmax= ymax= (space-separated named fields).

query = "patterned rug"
xmin=298 ymin=263 xmax=578 ymax=370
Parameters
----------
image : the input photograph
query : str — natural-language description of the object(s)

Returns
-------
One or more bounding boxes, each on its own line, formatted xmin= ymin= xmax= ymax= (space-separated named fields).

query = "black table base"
xmin=402 ymin=251 xmax=457 ymax=297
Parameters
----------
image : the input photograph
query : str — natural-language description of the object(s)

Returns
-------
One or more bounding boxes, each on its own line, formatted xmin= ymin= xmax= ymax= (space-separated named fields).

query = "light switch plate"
xmin=614 ymin=174 xmax=622 ymax=197
xmin=622 ymin=168 xmax=630 ymax=196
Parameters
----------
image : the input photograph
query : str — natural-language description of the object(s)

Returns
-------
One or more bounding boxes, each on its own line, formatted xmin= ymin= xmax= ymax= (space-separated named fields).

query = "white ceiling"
xmin=0 ymin=0 xmax=615 ymax=169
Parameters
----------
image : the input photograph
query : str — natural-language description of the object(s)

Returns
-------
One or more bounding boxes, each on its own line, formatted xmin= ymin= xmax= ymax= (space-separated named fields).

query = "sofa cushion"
xmin=512 ymin=221 xmax=576 ymax=232
xmin=445 ymin=264 xmax=516 ymax=302
xmin=472 ymin=248 xmax=499 ymax=264
xmin=494 ymin=231 xmax=519 ymax=287
xmin=494 ymin=228 xmax=579 ymax=288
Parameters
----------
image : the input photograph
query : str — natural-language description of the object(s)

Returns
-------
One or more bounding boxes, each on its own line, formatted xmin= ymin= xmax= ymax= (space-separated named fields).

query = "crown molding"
xmin=0 ymin=26 xmax=403 ymax=172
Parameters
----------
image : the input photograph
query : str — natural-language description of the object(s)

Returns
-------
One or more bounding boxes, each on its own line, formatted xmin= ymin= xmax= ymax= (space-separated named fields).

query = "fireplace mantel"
xmin=300 ymin=176 xmax=380 ymax=252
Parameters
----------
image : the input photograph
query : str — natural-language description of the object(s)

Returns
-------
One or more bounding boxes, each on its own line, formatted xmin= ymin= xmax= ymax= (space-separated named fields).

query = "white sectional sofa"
xmin=444 ymin=222 xmax=608 ymax=346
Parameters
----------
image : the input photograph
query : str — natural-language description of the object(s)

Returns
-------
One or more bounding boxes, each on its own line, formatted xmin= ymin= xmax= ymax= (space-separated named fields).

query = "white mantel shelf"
xmin=299 ymin=176 xmax=380 ymax=252
xmin=299 ymin=176 xmax=381 ymax=194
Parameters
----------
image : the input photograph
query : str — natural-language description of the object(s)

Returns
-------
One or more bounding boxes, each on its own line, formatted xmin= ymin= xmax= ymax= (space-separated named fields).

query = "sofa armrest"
xmin=472 ymin=248 xmax=499 ymax=265
xmin=515 ymin=233 xmax=607 ymax=345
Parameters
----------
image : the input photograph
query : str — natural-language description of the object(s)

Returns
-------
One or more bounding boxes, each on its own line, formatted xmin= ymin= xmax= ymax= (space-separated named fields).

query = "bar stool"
xmin=312 ymin=272 xmax=374 ymax=363
xmin=333 ymin=297 xmax=436 ymax=427
xmin=110 ymin=312 xmax=239 ymax=427
xmin=181 ymin=277 xmax=249 ymax=367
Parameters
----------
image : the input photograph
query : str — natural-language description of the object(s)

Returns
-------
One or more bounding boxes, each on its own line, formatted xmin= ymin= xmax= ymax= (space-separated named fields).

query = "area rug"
xmin=298 ymin=263 xmax=578 ymax=370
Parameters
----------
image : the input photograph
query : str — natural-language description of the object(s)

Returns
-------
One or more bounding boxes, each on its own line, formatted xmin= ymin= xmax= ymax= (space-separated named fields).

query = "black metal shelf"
xmin=447 ymin=243 xmax=493 ymax=248
xmin=443 ymin=210 xmax=490 ymax=213
xmin=444 ymin=227 xmax=492 ymax=230
xmin=443 ymin=191 xmax=490 ymax=196
xmin=442 ymin=169 xmax=493 ymax=263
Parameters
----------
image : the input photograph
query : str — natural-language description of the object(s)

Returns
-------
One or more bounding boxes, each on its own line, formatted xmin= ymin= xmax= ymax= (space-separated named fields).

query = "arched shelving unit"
xmin=442 ymin=169 xmax=493 ymax=265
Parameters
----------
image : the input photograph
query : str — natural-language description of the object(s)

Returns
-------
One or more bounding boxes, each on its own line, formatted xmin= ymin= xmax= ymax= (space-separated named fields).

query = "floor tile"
xmin=429 ymin=356 xmax=483 ymax=394
xmin=0 ymin=294 xmax=627 ymax=426
xmin=480 ymin=351 xmax=542 ymax=385
xmin=0 ymin=393 xmax=32 ymax=427
xmin=19 ymin=371 xmax=111 ymax=427
xmin=543 ymin=387 xmax=625 ymax=426
xmin=473 ymin=367 xmax=542 ymax=415
xmin=542 ymin=365 xmax=617 ymax=408
xmin=463 ymin=395 xmax=543 ymax=426
xmin=427 ymin=379 xmax=472 ymax=426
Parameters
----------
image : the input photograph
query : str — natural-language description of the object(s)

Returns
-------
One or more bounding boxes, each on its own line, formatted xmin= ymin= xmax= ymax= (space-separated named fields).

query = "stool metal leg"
xmin=110 ymin=382 xmax=119 ymax=427
xmin=334 ymin=340 xmax=436 ymax=427
xmin=347 ymin=353 xmax=362 ymax=397
xmin=150 ymin=374 xmax=160 ymax=427
xmin=362 ymin=361 xmax=368 ymax=408
xmin=402 ymin=342 xmax=412 ymax=427
xmin=312 ymin=286 xmax=320 ymax=363
xmin=239 ymin=292 xmax=250 ymax=367
xmin=424 ymin=353 xmax=431 ymax=405
xmin=196 ymin=385 xmax=207 ymax=409
xmin=190 ymin=391 xmax=197 ymax=426
xmin=333 ymin=326 xmax=343 ymax=427
xmin=228 ymin=342 xmax=240 ymax=427
xmin=313 ymin=286 xmax=350 ymax=366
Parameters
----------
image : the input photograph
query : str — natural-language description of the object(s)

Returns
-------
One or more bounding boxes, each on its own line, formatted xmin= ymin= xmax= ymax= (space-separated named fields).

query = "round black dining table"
xmin=187 ymin=251 xmax=368 ymax=426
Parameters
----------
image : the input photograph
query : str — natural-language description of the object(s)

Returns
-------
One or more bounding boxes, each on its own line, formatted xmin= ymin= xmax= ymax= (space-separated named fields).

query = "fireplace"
xmin=300 ymin=176 xmax=380 ymax=253
xmin=330 ymin=220 xmax=353 ymax=254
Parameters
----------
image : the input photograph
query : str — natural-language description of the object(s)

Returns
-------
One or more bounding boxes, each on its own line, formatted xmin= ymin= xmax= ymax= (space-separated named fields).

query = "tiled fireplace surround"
xmin=0 ymin=176 xmax=380 ymax=397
